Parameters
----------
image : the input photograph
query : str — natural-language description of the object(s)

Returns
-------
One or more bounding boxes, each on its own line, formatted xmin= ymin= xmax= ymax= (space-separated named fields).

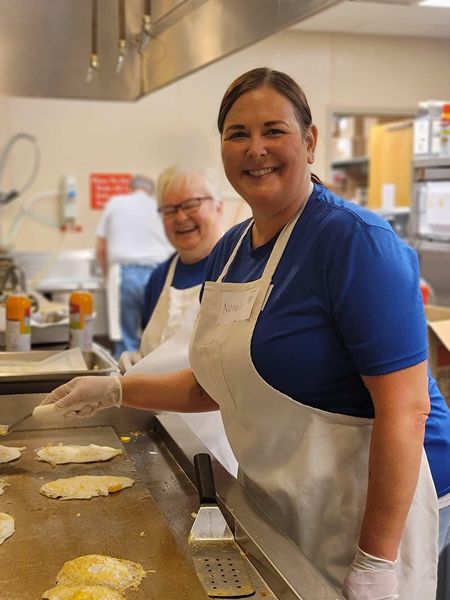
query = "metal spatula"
xmin=0 ymin=403 xmax=57 ymax=436
xmin=189 ymin=453 xmax=255 ymax=598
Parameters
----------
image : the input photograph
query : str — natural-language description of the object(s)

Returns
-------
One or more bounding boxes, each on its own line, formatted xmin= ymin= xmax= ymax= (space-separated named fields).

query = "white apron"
xmin=189 ymin=213 xmax=438 ymax=597
xmin=126 ymin=255 xmax=238 ymax=476
xmin=106 ymin=263 xmax=121 ymax=341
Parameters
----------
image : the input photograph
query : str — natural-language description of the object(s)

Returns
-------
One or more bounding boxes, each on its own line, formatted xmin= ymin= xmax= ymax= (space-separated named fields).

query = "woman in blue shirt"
xmin=41 ymin=69 xmax=450 ymax=600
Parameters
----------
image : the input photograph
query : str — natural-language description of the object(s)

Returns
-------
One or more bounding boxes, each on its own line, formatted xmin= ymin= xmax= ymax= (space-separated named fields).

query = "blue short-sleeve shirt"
xmin=203 ymin=184 xmax=450 ymax=497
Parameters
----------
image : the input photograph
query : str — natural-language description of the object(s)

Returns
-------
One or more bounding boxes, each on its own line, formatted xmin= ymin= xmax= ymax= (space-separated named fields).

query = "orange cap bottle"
xmin=440 ymin=103 xmax=450 ymax=157
xmin=69 ymin=289 xmax=93 ymax=350
xmin=5 ymin=293 xmax=31 ymax=351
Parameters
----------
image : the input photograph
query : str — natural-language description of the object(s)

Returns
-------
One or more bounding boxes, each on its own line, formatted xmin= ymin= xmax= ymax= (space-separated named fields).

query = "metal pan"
xmin=0 ymin=347 xmax=118 ymax=394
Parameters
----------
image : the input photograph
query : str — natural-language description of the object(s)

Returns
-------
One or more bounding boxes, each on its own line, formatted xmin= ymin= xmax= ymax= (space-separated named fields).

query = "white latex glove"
xmin=118 ymin=350 xmax=142 ymax=374
xmin=40 ymin=376 xmax=122 ymax=419
xmin=342 ymin=546 xmax=399 ymax=600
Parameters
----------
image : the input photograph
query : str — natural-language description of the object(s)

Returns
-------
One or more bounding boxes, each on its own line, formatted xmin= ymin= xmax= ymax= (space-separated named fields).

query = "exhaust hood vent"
xmin=0 ymin=0 xmax=340 ymax=102
xmin=348 ymin=0 xmax=417 ymax=4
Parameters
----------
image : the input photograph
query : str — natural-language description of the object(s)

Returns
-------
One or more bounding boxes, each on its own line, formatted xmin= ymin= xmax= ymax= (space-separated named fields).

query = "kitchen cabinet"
xmin=329 ymin=113 xmax=412 ymax=205
xmin=368 ymin=120 xmax=413 ymax=209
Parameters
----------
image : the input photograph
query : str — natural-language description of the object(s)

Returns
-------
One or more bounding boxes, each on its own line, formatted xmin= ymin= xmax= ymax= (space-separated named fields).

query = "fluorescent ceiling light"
xmin=419 ymin=0 xmax=450 ymax=7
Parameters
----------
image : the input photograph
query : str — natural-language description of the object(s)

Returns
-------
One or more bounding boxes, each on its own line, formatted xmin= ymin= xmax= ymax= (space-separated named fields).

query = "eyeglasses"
xmin=158 ymin=196 xmax=213 ymax=218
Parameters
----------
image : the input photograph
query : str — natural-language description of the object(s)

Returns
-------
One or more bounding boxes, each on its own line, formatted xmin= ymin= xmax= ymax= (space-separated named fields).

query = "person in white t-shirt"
xmin=96 ymin=175 xmax=172 ymax=357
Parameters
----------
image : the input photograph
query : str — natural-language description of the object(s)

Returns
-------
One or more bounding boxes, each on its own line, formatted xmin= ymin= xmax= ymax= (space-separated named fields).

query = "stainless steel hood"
xmin=0 ymin=0 xmax=341 ymax=101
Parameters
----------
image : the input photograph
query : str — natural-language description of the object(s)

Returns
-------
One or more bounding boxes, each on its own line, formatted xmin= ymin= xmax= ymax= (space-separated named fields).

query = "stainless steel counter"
xmin=13 ymin=249 xmax=109 ymax=338
xmin=0 ymin=393 xmax=343 ymax=600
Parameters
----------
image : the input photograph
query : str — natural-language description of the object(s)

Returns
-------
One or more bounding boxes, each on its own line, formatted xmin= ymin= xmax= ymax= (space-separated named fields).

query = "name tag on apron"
xmin=218 ymin=289 xmax=259 ymax=323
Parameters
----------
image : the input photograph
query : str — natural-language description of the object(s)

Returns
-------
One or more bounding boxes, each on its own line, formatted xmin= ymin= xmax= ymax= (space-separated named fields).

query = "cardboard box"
xmin=331 ymin=135 xmax=368 ymax=161
xmin=425 ymin=305 xmax=450 ymax=406
xmin=352 ymin=136 xmax=368 ymax=158
xmin=337 ymin=116 xmax=365 ymax=138
xmin=331 ymin=137 xmax=353 ymax=161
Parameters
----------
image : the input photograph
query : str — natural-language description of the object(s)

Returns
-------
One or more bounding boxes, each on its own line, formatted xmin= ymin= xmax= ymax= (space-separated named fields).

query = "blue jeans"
xmin=114 ymin=264 xmax=155 ymax=358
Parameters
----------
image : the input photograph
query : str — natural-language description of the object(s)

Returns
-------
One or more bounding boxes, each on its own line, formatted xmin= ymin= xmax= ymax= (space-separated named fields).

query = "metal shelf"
xmin=331 ymin=156 xmax=369 ymax=169
xmin=410 ymin=157 xmax=450 ymax=254
xmin=410 ymin=238 xmax=450 ymax=253
xmin=413 ymin=157 xmax=450 ymax=168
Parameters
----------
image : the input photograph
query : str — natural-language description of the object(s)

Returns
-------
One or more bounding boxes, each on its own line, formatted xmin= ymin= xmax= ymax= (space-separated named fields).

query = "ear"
xmin=216 ymin=199 xmax=224 ymax=216
xmin=305 ymin=125 xmax=318 ymax=164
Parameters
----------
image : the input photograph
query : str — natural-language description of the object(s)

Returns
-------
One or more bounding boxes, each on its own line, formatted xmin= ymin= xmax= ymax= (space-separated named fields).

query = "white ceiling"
xmin=291 ymin=0 xmax=450 ymax=38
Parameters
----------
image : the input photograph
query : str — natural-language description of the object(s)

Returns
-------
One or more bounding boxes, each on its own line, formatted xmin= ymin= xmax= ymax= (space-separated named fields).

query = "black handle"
xmin=194 ymin=453 xmax=217 ymax=505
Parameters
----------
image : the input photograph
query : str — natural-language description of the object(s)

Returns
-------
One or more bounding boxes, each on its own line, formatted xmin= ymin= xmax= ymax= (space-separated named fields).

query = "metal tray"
xmin=0 ymin=347 xmax=118 ymax=395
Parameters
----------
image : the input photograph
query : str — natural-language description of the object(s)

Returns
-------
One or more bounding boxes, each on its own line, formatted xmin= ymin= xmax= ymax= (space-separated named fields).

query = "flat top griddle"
xmin=0 ymin=426 xmax=208 ymax=600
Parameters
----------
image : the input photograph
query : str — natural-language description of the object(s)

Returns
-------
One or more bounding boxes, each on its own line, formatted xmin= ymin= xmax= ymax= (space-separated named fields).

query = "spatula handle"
xmin=32 ymin=403 xmax=58 ymax=420
xmin=194 ymin=453 xmax=217 ymax=505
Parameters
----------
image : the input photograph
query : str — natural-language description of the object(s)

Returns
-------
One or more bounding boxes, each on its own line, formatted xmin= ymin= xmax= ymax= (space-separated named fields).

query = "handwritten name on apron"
xmin=218 ymin=289 xmax=259 ymax=323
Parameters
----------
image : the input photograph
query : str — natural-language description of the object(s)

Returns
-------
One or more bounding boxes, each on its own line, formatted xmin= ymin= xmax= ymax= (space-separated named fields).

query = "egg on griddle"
xmin=55 ymin=555 xmax=146 ymax=591
xmin=0 ymin=444 xmax=25 ymax=463
xmin=42 ymin=584 xmax=125 ymax=600
xmin=0 ymin=478 xmax=9 ymax=495
xmin=36 ymin=444 xmax=122 ymax=466
xmin=0 ymin=512 xmax=15 ymax=545
xmin=40 ymin=475 xmax=135 ymax=500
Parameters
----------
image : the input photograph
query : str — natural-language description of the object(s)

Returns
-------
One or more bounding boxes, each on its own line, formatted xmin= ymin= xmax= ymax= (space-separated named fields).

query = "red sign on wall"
xmin=90 ymin=173 xmax=132 ymax=210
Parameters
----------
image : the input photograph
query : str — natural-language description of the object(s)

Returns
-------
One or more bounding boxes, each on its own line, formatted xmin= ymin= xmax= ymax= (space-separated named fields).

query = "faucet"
xmin=0 ymin=264 xmax=27 ymax=294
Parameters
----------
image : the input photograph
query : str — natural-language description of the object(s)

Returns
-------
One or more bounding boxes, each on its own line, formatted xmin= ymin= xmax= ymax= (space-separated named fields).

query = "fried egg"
xmin=42 ymin=584 xmax=124 ymax=600
xmin=56 ymin=555 xmax=146 ymax=591
xmin=0 ymin=512 xmax=15 ymax=545
xmin=40 ymin=476 xmax=135 ymax=500
xmin=0 ymin=444 xmax=25 ymax=463
xmin=36 ymin=444 xmax=122 ymax=466
xmin=0 ymin=478 xmax=9 ymax=495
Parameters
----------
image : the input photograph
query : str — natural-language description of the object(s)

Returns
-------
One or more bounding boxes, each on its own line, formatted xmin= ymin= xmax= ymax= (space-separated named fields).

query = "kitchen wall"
xmin=1 ymin=28 xmax=450 ymax=253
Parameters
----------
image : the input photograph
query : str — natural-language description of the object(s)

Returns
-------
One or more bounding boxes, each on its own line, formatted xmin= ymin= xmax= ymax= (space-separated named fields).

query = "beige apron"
xmin=126 ymin=255 xmax=238 ymax=476
xmin=139 ymin=256 xmax=197 ymax=355
xmin=189 ymin=212 xmax=438 ymax=597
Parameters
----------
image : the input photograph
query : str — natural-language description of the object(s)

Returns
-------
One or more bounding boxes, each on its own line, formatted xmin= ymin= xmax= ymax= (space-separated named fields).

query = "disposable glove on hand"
xmin=342 ymin=546 xmax=399 ymax=600
xmin=40 ymin=376 xmax=122 ymax=419
xmin=118 ymin=351 xmax=142 ymax=374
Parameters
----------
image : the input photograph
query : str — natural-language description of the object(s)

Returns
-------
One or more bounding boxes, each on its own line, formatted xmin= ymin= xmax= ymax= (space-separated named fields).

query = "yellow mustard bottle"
xmin=5 ymin=293 xmax=31 ymax=351
xmin=69 ymin=290 xmax=93 ymax=350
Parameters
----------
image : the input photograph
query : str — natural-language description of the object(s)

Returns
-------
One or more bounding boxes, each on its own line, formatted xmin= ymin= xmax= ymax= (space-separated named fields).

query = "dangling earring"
xmin=308 ymin=155 xmax=314 ymax=164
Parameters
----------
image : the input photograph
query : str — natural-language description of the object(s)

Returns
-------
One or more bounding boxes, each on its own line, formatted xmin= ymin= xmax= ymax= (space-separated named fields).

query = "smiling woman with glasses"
xmin=157 ymin=196 xmax=213 ymax=218
xmin=118 ymin=165 xmax=237 ymax=476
